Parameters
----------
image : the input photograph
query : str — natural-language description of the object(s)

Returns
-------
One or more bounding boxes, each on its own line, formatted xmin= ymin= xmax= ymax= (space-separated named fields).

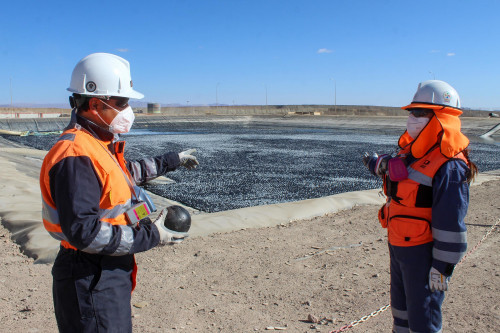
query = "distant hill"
xmin=0 ymin=103 xmax=69 ymax=109
xmin=0 ymin=103 xmax=498 ymax=116
xmin=0 ymin=102 xmax=234 ymax=109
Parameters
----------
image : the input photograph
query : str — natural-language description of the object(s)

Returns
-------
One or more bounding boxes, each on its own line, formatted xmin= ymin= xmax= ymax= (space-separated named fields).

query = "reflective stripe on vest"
xmin=42 ymin=196 xmax=135 ymax=252
xmin=407 ymin=167 xmax=433 ymax=187
xmin=43 ymin=197 xmax=132 ymax=225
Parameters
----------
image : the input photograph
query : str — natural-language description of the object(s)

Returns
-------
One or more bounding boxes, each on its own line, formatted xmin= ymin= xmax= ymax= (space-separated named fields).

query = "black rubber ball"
xmin=164 ymin=205 xmax=191 ymax=232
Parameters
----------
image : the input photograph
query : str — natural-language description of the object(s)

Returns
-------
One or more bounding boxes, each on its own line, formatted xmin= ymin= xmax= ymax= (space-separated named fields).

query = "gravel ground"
xmin=4 ymin=116 xmax=500 ymax=212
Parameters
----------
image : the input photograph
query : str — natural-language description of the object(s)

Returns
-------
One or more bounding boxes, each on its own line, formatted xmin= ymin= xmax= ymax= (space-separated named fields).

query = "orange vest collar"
xmin=398 ymin=104 xmax=469 ymax=158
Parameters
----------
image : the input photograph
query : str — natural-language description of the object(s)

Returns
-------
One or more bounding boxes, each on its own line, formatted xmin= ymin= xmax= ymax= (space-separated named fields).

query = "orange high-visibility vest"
xmin=378 ymin=146 xmax=468 ymax=247
xmin=40 ymin=126 xmax=134 ymax=250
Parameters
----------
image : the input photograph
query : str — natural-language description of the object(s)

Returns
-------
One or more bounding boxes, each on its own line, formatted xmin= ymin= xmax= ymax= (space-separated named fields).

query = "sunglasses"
xmin=409 ymin=109 xmax=433 ymax=118
xmin=99 ymin=96 xmax=129 ymax=109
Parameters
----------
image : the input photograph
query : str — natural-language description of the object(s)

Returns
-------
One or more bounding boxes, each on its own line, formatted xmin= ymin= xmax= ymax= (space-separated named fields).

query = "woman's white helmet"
xmin=67 ymin=53 xmax=144 ymax=99
xmin=403 ymin=80 xmax=460 ymax=110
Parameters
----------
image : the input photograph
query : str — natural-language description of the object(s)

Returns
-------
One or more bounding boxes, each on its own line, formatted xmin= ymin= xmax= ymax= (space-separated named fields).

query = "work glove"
xmin=374 ymin=154 xmax=391 ymax=176
xmin=178 ymin=149 xmax=199 ymax=170
xmin=429 ymin=267 xmax=450 ymax=292
xmin=363 ymin=152 xmax=377 ymax=170
xmin=363 ymin=152 xmax=390 ymax=177
xmin=153 ymin=208 xmax=189 ymax=245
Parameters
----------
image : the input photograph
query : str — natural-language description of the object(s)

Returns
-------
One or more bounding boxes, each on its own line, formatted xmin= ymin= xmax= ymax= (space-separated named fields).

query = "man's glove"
xmin=429 ymin=267 xmax=450 ymax=292
xmin=178 ymin=149 xmax=199 ymax=170
xmin=153 ymin=208 xmax=189 ymax=245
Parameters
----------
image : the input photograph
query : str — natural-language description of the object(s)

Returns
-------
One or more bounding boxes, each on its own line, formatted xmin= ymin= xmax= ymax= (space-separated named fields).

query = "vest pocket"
xmin=378 ymin=203 xmax=388 ymax=228
xmin=388 ymin=215 xmax=431 ymax=243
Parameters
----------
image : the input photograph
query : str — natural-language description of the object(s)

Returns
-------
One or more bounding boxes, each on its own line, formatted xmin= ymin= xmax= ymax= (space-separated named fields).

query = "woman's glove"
xmin=429 ymin=267 xmax=450 ymax=292
xmin=362 ymin=152 xmax=378 ymax=175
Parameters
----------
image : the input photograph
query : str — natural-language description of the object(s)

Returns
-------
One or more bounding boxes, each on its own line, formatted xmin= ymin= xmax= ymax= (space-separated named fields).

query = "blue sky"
xmin=1 ymin=0 xmax=499 ymax=109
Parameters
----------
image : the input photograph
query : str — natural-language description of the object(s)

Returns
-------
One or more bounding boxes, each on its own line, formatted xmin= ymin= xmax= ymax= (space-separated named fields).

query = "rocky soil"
xmin=0 ymin=180 xmax=498 ymax=332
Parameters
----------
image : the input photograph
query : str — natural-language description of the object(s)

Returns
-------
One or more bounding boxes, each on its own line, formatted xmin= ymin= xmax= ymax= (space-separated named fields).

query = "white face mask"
xmin=406 ymin=114 xmax=430 ymax=139
xmin=99 ymin=100 xmax=135 ymax=133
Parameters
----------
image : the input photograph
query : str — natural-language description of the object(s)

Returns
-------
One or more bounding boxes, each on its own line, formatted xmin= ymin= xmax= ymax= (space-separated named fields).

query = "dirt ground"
xmin=0 ymin=178 xmax=498 ymax=332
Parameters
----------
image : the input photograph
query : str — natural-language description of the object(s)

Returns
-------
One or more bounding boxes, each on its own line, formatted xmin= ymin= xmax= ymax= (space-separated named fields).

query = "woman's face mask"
xmin=406 ymin=114 xmax=430 ymax=139
xmin=99 ymin=100 xmax=135 ymax=134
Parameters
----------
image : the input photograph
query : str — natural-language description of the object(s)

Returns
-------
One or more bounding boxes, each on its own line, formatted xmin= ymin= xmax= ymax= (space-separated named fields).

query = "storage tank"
xmin=147 ymin=103 xmax=161 ymax=114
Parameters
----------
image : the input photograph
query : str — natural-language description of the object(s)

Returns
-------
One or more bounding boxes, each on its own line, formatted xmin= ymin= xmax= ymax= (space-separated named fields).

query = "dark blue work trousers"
xmin=52 ymin=246 xmax=134 ymax=333
xmin=389 ymin=243 xmax=445 ymax=333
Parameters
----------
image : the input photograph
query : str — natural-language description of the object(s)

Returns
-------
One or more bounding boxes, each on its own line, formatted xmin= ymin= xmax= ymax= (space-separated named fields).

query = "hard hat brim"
xmin=126 ymin=90 xmax=145 ymax=99
xmin=401 ymin=102 xmax=460 ymax=111
xmin=67 ymin=88 xmax=144 ymax=99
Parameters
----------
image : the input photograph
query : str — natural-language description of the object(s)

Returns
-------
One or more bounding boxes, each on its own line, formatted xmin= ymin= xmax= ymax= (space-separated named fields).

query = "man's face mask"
xmin=99 ymin=99 xmax=135 ymax=134
xmin=406 ymin=113 xmax=431 ymax=139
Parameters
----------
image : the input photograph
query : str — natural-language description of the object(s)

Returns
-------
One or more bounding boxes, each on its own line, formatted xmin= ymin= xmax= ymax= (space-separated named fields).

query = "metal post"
xmin=330 ymin=78 xmax=337 ymax=113
xmin=265 ymin=85 xmax=268 ymax=112
xmin=216 ymin=82 xmax=220 ymax=107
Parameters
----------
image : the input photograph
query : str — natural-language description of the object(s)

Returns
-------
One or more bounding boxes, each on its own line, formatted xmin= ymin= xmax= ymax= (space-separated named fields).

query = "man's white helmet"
xmin=403 ymin=80 xmax=460 ymax=110
xmin=67 ymin=53 xmax=144 ymax=99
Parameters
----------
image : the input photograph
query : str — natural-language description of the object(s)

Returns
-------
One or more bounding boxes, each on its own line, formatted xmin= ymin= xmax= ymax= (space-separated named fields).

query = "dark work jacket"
xmin=45 ymin=115 xmax=179 ymax=285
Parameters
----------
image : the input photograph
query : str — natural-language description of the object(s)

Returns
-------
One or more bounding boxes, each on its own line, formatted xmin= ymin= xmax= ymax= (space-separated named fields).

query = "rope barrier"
xmin=329 ymin=304 xmax=390 ymax=333
xmin=328 ymin=218 xmax=500 ymax=333
xmin=458 ymin=218 xmax=499 ymax=265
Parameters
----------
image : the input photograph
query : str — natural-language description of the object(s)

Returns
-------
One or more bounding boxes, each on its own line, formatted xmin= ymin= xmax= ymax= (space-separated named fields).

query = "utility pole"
xmin=216 ymin=82 xmax=220 ymax=107
xmin=10 ymin=77 xmax=13 ymax=106
xmin=265 ymin=85 xmax=268 ymax=112
xmin=330 ymin=78 xmax=337 ymax=113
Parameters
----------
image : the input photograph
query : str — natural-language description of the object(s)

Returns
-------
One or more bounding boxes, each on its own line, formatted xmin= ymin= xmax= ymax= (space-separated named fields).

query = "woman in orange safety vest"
xmin=363 ymin=80 xmax=478 ymax=333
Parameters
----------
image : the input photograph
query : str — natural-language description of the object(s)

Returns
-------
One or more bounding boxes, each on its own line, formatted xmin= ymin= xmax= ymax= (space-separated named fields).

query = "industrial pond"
xmin=6 ymin=120 xmax=500 ymax=212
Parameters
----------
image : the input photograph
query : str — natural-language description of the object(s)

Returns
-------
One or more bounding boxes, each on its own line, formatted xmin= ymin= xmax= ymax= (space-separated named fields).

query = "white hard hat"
xmin=67 ymin=53 xmax=144 ymax=99
xmin=403 ymin=80 xmax=460 ymax=110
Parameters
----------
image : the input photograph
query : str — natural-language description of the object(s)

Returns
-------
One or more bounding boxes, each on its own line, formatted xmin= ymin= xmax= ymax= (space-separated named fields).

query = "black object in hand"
xmin=164 ymin=205 xmax=191 ymax=232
